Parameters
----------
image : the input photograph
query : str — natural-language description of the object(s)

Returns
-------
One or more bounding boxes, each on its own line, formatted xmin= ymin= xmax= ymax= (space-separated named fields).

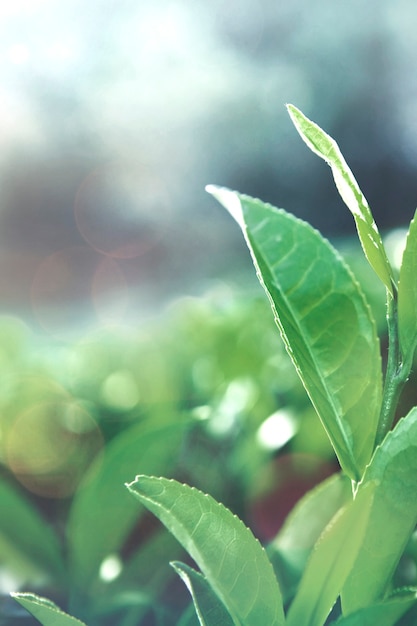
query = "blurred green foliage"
xmin=0 ymin=240 xmax=401 ymax=624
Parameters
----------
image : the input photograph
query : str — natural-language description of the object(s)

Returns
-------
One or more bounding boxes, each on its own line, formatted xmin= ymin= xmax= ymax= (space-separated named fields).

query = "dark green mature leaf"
xmin=342 ymin=408 xmax=417 ymax=612
xmin=68 ymin=420 xmax=185 ymax=590
xmin=0 ymin=477 xmax=64 ymax=581
xmin=11 ymin=593 xmax=86 ymax=626
xmin=171 ymin=561 xmax=234 ymax=625
xmin=268 ymin=473 xmax=350 ymax=601
xmin=398 ymin=210 xmax=417 ymax=366
xmin=206 ymin=187 xmax=382 ymax=480
xmin=335 ymin=589 xmax=417 ymax=625
xmin=286 ymin=481 xmax=375 ymax=626
xmin=287 ymin=104 xmax=395 ymax=295
xmin=126 ymin=476 xmax=285 ymax=626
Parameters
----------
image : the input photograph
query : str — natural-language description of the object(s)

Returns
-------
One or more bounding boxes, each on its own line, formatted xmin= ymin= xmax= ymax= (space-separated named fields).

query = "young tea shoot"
xmin=14 ymin=107 xmax=417 ymax=625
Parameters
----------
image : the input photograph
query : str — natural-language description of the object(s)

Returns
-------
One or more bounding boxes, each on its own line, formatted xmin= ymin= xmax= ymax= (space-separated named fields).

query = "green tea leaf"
xmin=286 ymin=481 xmax=375 ymax=626
xmin=126 ymin=475 xmax=285 ymax=626
xmin=268 ymin=473 xmax=351 ymax=601
xmin=206 ymin=187 xmax=382 ymax=480
xmin=335 ymin=589 xmax=417 ymax=625
xmin=287 ymin=104 xmax=395 ymax=295
xmin=11 ymin=593 xmax=86 ymax=626
xmin=68 ymin=420 xmax=185 ymax=590
xmin=0 ymin=477 xmax=64 ymax=581
xmin=342 ymin=408 xmax=417 ymax=612
xmin=171 ymin=561 xmax=234 ymax=625
xmin=398 ymin=209 xmax=417 ymax=366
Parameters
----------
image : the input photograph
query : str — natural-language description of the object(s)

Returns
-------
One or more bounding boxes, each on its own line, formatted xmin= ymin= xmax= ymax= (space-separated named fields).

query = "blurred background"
xmin=1 ymin=1 xmax=417 ymax=623
xmin=0 ymin=0 xmax=416 ymax=333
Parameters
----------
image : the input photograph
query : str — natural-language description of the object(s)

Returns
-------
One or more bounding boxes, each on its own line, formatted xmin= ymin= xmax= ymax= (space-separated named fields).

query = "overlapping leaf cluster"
xmin=14 ymin=108 xmax=417 ymax=625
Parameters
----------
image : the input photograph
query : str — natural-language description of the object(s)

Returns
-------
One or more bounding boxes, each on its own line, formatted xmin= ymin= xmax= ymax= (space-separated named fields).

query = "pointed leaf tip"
xmin=206 ymin=185 xmax=245 ymax=229
xmin=286 ymin=104 xmax=395 ymax=295
xmin=12 ymin=593 xmax=87 ymax=626
xmin=128 ymin=475 xmax=285 ymax=625
xmin=171 ymin=561 xmax=235 ymax=625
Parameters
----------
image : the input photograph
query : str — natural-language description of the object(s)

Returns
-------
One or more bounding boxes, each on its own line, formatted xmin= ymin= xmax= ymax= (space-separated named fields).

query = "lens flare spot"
xmin=7 ymin=44 xmax=30 ymax=65
xmin=257 ymin=409 xmax=297 ymax=451
xmin=100 ymin=370 xmax=140 ymax=411
xmin=31 ymin=246 xmax=103 ymax=335
xmin=99 ymin=555 xmax=123 ymax=583
xmin=6 ymin=400 xmax=103 ymax=498
xmin=74 ymin=165 xmax=171 ymax=259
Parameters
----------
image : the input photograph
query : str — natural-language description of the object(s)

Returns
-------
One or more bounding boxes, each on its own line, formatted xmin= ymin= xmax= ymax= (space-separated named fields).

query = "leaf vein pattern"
xmin=269 ymin=241 xmax=298 ymax=272
xmin=295 ymin=290 xmax=333 ymax=322
xmin=283 ymin=259 xmax=323 ymax=300
xmin=250 ymin=217 xmax=272 ymax=236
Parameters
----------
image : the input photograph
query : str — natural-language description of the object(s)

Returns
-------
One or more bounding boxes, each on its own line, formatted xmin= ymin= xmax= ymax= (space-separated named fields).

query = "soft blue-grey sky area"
xmin=0 ymin=0 xmax=416 ymax=334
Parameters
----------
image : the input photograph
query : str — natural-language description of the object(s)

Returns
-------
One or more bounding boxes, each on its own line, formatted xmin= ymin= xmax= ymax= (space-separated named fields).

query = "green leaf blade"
xmin=335 ymin=590 xmax=417 ymax=626
xmin=126 ymin=475 xmax=285 ymax=626
xmin=0 ymin=477 xmax=64 ymax=582
xmin=268 ymin=473 xmax=351 ymax=602
xmin=286 ymin=481 xmax=376 ymax=626
xmin=398 ymin=210 xmax=417 ymax=365
xmin=207 ymin=187 xmax=382 ymax=480
xmin=11 ymin=593 xmax=87 ymax=626
xmin=342 ymin=408 xmax=417 ymax=612
xmin=286 ymin=104 xmax=394 ymax=295
xmin=171 ymin=561 xmax=234 ymax=626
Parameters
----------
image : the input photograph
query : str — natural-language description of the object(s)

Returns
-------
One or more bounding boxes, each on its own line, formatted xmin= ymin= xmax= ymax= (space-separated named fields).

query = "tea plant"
xmin=13 ymin=106 xmax=417 ymax=625
xmin=1 ymin=295 xmax=304 ymax=624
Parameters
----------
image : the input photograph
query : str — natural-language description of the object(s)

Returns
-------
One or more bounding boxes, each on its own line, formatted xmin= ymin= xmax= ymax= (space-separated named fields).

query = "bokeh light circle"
xmin=6 ymin=398 xmax=103 ymax=498
xmin=74 ymin=165 xmax=172 ymax=259
xmin=31 ymin=245 xmax=129 ymax=335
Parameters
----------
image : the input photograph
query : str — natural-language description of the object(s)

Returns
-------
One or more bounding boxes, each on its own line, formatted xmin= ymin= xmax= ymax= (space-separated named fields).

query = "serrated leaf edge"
xmin=126 ymin=475 xmax=284 ymax=625
xmin=208 ymin=186 xmax=382 ymax=478
xmin=11 ymin=593 xmax=87 ymax=626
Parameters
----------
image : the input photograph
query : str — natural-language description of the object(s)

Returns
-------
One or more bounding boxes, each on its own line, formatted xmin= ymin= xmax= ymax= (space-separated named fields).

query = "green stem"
xmin=376 ymin=290 xmax=410 ymax=445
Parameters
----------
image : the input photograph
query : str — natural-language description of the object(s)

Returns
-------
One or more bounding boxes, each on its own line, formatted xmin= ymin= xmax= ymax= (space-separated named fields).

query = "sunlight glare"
xmin=384 ymin=228 xmax=408 ymax=271
xmin=257 ymin=409 xmax=297 ymax=451
xmin=99 ymin=555 xmax=123 ymax=583
xmin=7 ymin=44 xmax=30 ymax=65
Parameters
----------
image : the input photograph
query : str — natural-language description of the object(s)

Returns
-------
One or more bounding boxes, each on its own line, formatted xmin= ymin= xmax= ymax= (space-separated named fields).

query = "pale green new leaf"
xmin=342 ymin=408 xmax=417 ymax=612
xmin=286 ymin=481 xmax=376 ymax=626
xmin=11 ymin=593 xmax=86 ymax=626
xmin=398 ymin=209 xmax=417 ymax=366
xmin=270 ymin=473 xmax=350 ymax=565
xmin=206 ymin=186 xmax=382 ymax=480
xmin=126 ymin=475 xmax=285 ymax=626
xmin=268 ymin=473 xmax=351 ymax=600
xmin=171 ymin=561 xmax=234 ymax=626
xmin=287 ymin=104 xmax=395 ymax=295
xmin=335 ymin=589 xmax=417 ymax=626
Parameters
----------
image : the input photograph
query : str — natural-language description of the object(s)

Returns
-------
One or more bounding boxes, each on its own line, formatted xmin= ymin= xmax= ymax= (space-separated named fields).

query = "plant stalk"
xmin=375 ymin=289 xmax=410 ymax=445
